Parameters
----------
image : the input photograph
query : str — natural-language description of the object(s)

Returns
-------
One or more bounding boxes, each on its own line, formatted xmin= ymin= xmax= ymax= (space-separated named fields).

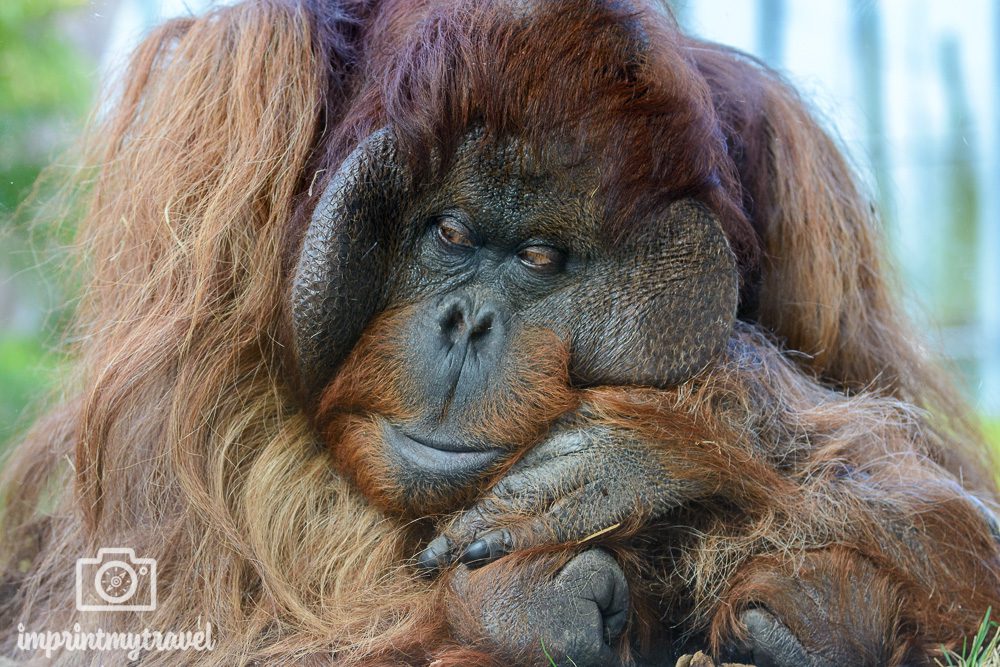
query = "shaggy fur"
xmin=1 ymin=0 xmax=997 ymax=665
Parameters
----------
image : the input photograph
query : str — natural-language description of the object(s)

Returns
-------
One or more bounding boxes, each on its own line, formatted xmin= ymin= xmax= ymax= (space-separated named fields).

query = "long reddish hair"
xmin=0 ymin=1 xmax=994 ymax=664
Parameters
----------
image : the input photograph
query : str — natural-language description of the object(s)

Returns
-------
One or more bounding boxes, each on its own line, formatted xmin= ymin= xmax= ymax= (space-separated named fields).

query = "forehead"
xmin=420 ymin=134 xmax=603 ymax=247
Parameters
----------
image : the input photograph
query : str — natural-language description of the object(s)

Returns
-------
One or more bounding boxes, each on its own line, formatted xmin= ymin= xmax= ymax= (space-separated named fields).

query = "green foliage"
xmin=985 ymin=419 xmax=1000 ymax=488
xmin=985 ymin=419 xmax=1000 ymax=452
xmin=539 ymin=639 xmax=578 ymax=667
xmin=541 ymin=639 xmax=558 ymax=666
xmin=0 ymin=337 xmax=62 ymax=447
xmin=0 ymin=0 xmax=89 ymax=219
xmin=938 ymin=608 xmax=1000 ymax=667
xmin=0 ymin=0 xmax=88 ymax=107
xmin=0 ymin=0 xmax=90 ymax=452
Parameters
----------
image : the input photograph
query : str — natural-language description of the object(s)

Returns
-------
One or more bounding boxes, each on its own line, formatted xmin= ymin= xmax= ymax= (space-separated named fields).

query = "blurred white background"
xmin=1 ymin=0 xmax=997 ymax=446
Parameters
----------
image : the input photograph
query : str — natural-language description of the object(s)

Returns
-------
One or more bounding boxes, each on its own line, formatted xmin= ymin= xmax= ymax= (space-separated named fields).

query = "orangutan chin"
xmin=2 ymin=1 xmax=997 ymax=665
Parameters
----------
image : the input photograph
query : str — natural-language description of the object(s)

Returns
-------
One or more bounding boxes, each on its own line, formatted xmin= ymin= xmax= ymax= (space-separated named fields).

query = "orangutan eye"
xmin=517 ymin=245 xmax=565 ymax=273
xmin=435 ymin=217 xmax=477 ymax=249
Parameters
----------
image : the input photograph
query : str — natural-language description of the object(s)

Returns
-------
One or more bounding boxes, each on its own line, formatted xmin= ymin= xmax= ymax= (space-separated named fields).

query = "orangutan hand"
xmin=444 ymin=549 xmax=629 ymax=667
xmin=417 ymin=418 xmax=698 ymax=571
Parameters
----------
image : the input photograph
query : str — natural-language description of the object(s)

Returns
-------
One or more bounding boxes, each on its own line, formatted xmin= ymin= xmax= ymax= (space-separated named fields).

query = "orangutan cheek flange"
xmin=5 ymin=1 xmax=997 ymax=666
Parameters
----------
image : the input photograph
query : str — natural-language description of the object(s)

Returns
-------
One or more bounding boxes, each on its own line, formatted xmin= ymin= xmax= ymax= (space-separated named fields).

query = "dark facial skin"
xmin=293 ymin=129 xmax=1000 ymax=666
xmin=375 ymin=137 xmax=601 ymax=482
xmin=293 ymin=129 xmax=738 ymax=511
xmin=289 ymin=129 xmax=739 ymax=663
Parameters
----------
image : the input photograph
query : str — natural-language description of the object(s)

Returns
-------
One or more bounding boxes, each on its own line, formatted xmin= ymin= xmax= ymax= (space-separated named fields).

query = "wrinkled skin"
xmin=294 ymin=129 xmax=746 ymax=662
xmin=294 ymin=130 xmax=738 ymax=402
xmin=447 ymin=549 xmax=630 ymax=665
xmin=421 ymin=399 xmax=1000 ymax=666
xmin=418 ymin=413 xmax=922 ymax=667
xmin=417 ymin=414 xmax=695 ymax=571
xmin=294 ymin=129 xmax=1000 ymax=665
xmin=296 ymin=128 xmax=737 ymax=518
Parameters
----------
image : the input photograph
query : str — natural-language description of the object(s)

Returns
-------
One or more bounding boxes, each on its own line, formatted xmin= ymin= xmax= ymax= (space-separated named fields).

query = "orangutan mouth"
xmin=382 ymin=423 xmax=503 ymax=477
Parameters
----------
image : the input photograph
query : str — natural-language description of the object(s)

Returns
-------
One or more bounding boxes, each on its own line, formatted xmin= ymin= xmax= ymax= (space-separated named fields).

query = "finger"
xmin=738 ymin=608 xmax=819 ymax=667
xmin=416 ymin=505 xmax=509 ymax=573
xmin=559 ymin=549 xmax=629 ymax=643
xmin=458 ymin=481 xmax=628 ymax=567
xmin=416 ymin=503 xmax=504 ymax=573
xmin=415 ymin=534 xmax=453 ymax=573
xmin=458 ymin=528 xmax=512 ymax=566
xmin=427 ymin=437 xmax=614 ymax=571
xmin=441 ymin=430 xmax=602 ymax=553
xmin=446 ymin=471 xmax=582 ymax=545
xmin=510 ymin=428 xmax=591 ymax=468
xmin=416 ymin=484 xmax=554 ymax=572
xmin=455 ymin=499 xmax=608 ymax=567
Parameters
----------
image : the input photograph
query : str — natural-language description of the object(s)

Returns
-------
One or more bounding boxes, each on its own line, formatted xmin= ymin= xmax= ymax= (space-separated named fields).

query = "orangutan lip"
xmin=383 ymin=424 xmax=501 ymax=475
xmin=399 ymin=429 xmax=480 ymax=453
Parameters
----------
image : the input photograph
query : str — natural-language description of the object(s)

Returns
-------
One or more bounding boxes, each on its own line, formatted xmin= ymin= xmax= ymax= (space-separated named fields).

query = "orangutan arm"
xmin=437 ymin=549 xmax=631 ymax=667
xmin=419 ymin=328 xmax=1000 ymax=665
xmin=416 ymin=414 xmax=712 ymax=571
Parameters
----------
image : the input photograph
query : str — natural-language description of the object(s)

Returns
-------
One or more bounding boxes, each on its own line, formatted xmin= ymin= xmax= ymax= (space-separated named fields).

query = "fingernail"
xmin=416 ymin=535 xmax=453 ymax=572
xmin=460 ymin=539 xmax=490 ymax=565
xmin=416 ymin=546 xmax=440 ymax=571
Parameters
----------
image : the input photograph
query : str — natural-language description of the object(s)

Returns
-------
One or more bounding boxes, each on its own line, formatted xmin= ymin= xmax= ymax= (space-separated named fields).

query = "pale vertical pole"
xmin=850 ymin=0 xmax=892 ymax=233
xmin=979 ymin=1 xmax=1000 ymax=414
xmin=757 ymin=0 xmax=786 ymax=66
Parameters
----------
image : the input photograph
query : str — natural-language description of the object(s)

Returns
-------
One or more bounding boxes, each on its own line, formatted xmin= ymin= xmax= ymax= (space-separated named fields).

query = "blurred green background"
xmin=0 ymin=0 xmax=92 ymax=447
xmin=0 ymin=0 xmax=998 ymax=454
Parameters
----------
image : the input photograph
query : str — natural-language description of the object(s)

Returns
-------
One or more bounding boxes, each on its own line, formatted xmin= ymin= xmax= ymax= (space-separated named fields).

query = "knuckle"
xmin=450 ymin=506 xmax=490 ymax=539
xmin=491 ymin=476 xmax=518 ymax=499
